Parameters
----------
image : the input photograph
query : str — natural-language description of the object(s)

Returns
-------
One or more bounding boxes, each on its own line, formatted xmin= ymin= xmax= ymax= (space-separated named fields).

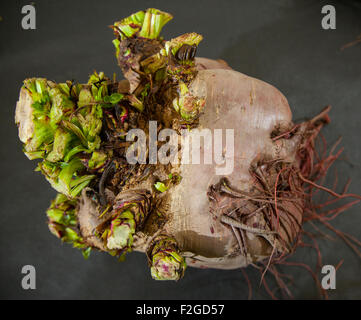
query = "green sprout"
xmin=154 ymin=181 xmax=168 ymax=193
xmin=113 ymin=8 xmax=172 ymax=40
xmin=163 ymin=32 xmax=203 ymax=57
xmin=46 ymin=193 xmax=91 ymax=259
xmin=172 ymin=82 xmax=206 ymax=121
xmin=100 ymin=191 xmax=151 ymax=254
xmin=148 ymin=235 xmax=186 ymax=281
xmin=15 ymin=71 xmax=121 ymax=198
xmin=103 ymin=210 xmax=136 ymax=250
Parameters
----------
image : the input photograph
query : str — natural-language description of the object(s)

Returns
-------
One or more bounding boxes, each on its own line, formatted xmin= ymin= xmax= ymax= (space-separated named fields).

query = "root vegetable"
xmin=15 ymin=8 xmax=361 ymax=297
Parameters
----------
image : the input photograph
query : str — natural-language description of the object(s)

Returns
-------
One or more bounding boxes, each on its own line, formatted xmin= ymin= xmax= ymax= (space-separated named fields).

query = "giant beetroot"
xmin=15 ymin=8 xmax=361 ymax=294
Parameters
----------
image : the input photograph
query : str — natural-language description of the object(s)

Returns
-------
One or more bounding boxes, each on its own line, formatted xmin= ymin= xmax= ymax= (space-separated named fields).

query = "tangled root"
xmin=212 ymin=106 xmax=361 ymax=299
xmin=263 ymin=107 xmax=360 ymax=299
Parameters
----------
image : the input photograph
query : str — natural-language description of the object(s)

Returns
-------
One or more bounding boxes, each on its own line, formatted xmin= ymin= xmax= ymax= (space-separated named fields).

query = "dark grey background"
xmin=0 ymin=0 xmax=360 ymax=299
